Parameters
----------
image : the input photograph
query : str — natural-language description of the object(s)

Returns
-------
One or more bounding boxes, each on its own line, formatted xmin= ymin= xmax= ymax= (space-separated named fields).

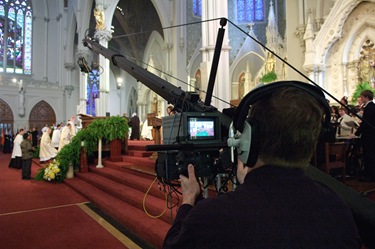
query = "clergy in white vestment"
xmin=10 ymin=129 xmax=25 ymax=168
xmin=58 ymin=119 xmax=76 ymax=152
xmin=51 ymin=123 xmax=62 ymax=149
xmin=39 ymin=127 xmax=57 ymax=163
xmin=141 ymin=119 xmax=153 ymax=140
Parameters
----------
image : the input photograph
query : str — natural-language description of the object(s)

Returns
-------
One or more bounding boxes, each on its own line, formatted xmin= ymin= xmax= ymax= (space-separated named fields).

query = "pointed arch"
xmin=29 ymin=100 xmax=56 ymax=130
xmin=0 ymin=98 xmax=14 ymax=131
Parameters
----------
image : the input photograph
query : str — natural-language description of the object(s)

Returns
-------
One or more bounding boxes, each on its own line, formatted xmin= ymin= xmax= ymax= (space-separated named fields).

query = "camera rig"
xmin=83 ymin=19 xmax=375 ymax=245
xmin=83 ymin=18 xmax=232 ymax=182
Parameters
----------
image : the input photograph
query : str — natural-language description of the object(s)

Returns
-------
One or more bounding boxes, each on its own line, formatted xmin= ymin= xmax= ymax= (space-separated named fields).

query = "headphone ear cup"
xmin=227 ymin=119 xmax=258 ymax=168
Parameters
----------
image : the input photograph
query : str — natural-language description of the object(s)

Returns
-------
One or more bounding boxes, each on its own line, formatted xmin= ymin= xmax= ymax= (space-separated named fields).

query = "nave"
xmin=1 ymin=140 xmax=375 ymax=249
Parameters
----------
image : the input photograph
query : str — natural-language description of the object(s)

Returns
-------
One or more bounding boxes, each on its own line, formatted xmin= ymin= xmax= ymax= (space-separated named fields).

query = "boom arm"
xmin=83 ymin=37 xmax=215 ymax=113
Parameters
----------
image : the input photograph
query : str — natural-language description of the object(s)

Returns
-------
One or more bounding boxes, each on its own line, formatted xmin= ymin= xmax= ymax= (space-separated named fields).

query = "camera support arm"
xmin=83 ymin=37 xmax=216 ymax=114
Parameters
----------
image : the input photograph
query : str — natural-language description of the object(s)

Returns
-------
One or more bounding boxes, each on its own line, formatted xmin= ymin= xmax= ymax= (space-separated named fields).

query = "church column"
xmin=43 ymin=17 xmax=49 ymax=82
xmin=244 ymin=60 xmax=253 ymax=94
xmin=64 ymin=63 xmax=76 ymax=98
xmin=93 ymin=3 xmax=113 ymax=116
xmin=138 ymin=101 xmax=146 ymax=122
xmin=94 ymin=30 xmax=112 ymax=116
xmin=201 ymin=0 xmax=231 ymax=111
xmin=342 ymin=63 xmax=348 ymax=96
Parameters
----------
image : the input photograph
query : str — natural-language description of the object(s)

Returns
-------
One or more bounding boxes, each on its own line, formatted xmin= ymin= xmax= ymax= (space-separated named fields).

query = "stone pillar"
xmin=342 ymin=63 xmax=348 ymax=96
xmin=94 ymin=29 xmax=112 ymax=116
xmin=64 ymin=63 xmax=76 ymax=99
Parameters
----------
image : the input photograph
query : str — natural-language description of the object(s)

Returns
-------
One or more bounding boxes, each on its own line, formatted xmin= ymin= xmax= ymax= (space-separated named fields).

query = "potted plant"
xmin=260 ymin=71 xmax=277 ymax=83
xmin=34 ymin=116 xmax=129 ymax=182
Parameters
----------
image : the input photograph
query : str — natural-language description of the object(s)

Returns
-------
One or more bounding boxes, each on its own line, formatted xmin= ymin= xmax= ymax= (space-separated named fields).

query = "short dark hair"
xmin=23 ymin=133 xmax=30 ymax=139
xmin=360 ymin=90 xmax=374 ymax=100
xmin=249 ymin=87 xmax=324 ymax=168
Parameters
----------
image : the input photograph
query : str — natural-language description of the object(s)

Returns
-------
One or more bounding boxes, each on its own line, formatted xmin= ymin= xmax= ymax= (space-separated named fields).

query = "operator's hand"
xmin=179 ymin=164 xmax=202 ymax=207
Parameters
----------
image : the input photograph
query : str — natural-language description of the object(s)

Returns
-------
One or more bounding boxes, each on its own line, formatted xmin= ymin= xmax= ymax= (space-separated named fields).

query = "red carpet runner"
xmin=0 ymin=151 xmax=138 ymax=249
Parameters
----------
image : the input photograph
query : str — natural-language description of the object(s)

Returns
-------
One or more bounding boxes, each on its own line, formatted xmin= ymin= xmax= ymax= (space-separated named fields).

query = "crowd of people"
xmin=4 ymin=116 xmax=77 ymax=180
xmin=328 ymin=92 xmax=375 ymax=182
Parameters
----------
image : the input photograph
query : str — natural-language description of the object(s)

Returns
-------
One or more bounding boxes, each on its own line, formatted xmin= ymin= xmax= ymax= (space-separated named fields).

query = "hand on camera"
xmin=179 ymin=164 xmax=203 ymax=207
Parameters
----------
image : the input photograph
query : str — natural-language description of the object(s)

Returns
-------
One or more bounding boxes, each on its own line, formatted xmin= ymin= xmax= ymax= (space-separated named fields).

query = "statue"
xmin=94 ymin=6 xmax=106 ymax=31
xmin=18 ymin=80 xmax=25 ymax=117
xmin=266 ymin=52 xmax=276 ymax=73
xmin=151 ymin=95 xmax=158 ymax=114
xmin=358 ymin=39 xmax=375 ymax=83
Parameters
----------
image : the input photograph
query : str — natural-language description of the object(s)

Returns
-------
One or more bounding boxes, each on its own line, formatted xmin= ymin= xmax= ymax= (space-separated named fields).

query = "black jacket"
xmin=163 ymin=165 xmax=361 ymax=249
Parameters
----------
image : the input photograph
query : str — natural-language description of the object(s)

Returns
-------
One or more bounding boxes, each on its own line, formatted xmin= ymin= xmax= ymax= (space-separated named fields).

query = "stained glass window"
xmin=193 ymin=0 xmax=202 ymax=17
xmin=0 ymin=0 xmax=32 ymax=74
xmin=237 ymin=0 xmax=264 ymax=22
xmin=86 ymin=69 xmax=100 ymax=116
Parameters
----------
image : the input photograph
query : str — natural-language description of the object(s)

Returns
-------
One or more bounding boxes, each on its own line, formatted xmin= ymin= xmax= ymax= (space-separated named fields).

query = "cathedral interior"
xmin=0 ymin=0 xmax=374 ymax=133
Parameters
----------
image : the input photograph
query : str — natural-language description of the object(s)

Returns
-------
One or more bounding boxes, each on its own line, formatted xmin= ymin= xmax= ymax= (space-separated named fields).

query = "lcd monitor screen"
xmin=187 ymin=117 xmax=216 ymax=141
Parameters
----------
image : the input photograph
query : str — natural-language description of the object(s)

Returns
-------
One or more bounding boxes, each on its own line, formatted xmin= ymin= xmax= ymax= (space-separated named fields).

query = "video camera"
xmin=153 ymin=112 xmax=232 ymax=181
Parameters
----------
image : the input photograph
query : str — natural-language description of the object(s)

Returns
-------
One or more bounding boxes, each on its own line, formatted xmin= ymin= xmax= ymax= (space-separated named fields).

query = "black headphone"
xmin=227 ymin=80 xmax=331 ymax=167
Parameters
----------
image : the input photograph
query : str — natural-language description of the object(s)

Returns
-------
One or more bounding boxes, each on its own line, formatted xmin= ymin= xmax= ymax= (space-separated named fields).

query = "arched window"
xmin=237 ymin=0 xmax=264 ymax=22
xmin=193 ymin=0 xmax=202 ymax=17
xmin=0 ymin=0 xmax=32 ymax=74
xmin=86 ymin=69 xmax=100 ymax=116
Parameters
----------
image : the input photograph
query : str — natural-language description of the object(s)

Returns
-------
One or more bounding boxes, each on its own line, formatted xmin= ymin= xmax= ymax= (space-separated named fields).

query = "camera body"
xmin=152 ymin=111 xmax=231 ymax=181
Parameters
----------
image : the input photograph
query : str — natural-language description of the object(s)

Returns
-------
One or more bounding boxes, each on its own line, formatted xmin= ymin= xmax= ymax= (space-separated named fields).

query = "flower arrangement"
xmin=34 ymin=116 xmax=128 ymax=183
xmin=35 ymin=160 xmax=64 ymax=183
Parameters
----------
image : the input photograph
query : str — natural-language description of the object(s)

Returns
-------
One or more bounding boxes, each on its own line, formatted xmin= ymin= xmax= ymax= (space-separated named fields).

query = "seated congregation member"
xmin=20 ymin=132 xmax=34 ymax=180
xmin=9 ymin=129 xmax=25 ymax=169
xmin=39 ymin=127 xmax=57 ymax=163
xmin=163 ymin=82 xmax=361 ymax=248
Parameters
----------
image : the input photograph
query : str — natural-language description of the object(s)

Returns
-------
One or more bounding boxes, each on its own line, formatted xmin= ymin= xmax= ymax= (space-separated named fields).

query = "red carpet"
xmin=0 ymin=152 xmax=134 ymax=249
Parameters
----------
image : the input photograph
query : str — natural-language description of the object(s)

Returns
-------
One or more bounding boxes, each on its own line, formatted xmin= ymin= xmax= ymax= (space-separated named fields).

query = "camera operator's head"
xmin=248 ymin=86 xmax=323 ymax=166
xmin=233 ymin=82 xmax=328 ymax=183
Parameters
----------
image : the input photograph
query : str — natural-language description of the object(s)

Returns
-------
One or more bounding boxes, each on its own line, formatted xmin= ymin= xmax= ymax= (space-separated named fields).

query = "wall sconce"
xmin=116 ymin=78 xmax=123 ymax=90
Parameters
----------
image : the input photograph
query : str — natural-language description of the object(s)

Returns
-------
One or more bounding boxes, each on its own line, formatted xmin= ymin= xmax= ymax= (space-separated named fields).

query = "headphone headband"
xmin=233 ymin=81 xmax=330 ymax=133
xmin=228 ymin=81 xmax=332 ymax=167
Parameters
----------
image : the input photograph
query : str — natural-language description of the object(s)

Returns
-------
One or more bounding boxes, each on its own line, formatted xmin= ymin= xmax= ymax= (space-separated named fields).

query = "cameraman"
xmin=163 ymin=85 xmax=361 ymax=248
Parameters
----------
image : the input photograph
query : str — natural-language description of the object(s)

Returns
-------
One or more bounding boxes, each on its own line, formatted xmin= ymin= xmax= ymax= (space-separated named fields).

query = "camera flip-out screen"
xmin=187 ymin=117 xmax=216 ymax=141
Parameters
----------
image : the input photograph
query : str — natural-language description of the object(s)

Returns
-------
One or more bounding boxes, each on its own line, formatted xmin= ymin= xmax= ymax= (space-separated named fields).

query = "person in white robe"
xmin=51 ymin=123 xmax=62 ymax=150
xmin=141 ymin=119 xmax=153 ymax=140
xmin=10 ymin=129 xmax=25 ymax=168
xmin=58 ymin=118 xmax=76 ymax=152
xmin=39 ymin=127 xmax=57 ymax=163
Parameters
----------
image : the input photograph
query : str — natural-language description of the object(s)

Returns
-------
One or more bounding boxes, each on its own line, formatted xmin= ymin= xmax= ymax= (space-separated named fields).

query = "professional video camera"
xmin=156 ymin=111 xmax=232 ymax=181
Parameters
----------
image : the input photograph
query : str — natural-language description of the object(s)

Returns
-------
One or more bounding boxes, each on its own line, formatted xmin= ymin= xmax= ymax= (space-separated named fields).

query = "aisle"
xmin=0 ymin=152 xmax=139 ymax=249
